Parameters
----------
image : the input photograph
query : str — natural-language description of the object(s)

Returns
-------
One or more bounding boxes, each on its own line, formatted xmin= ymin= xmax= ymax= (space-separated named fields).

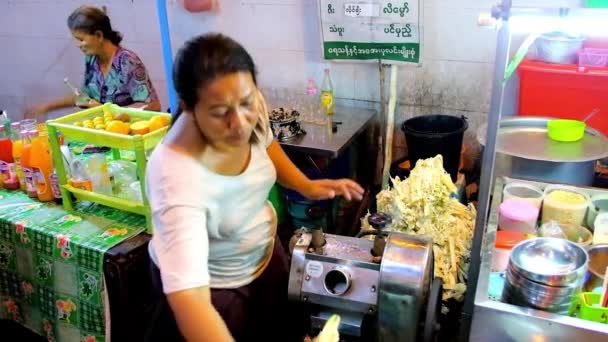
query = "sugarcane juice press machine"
xmin=288 ymin=212 xmax=443 ymax=341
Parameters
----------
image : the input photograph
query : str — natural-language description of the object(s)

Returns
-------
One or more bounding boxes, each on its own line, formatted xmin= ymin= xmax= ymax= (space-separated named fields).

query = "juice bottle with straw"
xmin=29 ymin=130 xmax=54 ymax=202
xmin=11 ymin=122 xmax=25 ymax=191
xmin=0 ymin=125 xmax=18 ymax=189
xmin=21 ymin=131 xmax=37 ymax=198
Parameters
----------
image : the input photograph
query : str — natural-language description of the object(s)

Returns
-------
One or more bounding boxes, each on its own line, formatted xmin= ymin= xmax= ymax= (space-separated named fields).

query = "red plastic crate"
xmin=518 ymin=60 xmax=608 ymax=137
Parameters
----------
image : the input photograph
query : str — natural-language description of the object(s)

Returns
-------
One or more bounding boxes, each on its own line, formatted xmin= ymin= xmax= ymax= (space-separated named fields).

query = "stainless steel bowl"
xmin=507 ymin=261 xmax=584 ymax=289
xmin=505 ymin=277 xmax=577 ymax=305
xmin=502 ymin=275 xmax=578 ymax=311
xmin=503 ymin=286 xmax=574 ymax=307
xmin=584 ymin=244 xmax=608 ymax=292
xmin=506 ymin=268 xmax=581 ymax=296
xmin=502 ymin=289 xmax=573 ymax=314
xmin=509 ymin=238 xmax=588 ymax=286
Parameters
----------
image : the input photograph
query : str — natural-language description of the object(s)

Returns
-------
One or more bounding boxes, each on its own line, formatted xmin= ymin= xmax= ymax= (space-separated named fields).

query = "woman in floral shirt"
xmin=27 ymin=5 xmax=160 ymax=117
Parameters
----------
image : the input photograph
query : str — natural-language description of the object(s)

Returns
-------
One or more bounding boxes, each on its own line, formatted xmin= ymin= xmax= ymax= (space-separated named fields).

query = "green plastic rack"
xmin=47 ymin=103 xmax=171 ymax=232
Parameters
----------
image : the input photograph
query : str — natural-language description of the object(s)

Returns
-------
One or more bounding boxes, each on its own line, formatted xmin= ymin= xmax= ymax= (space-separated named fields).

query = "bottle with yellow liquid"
xmin=320 ymin=68 xmax=335 ymax=116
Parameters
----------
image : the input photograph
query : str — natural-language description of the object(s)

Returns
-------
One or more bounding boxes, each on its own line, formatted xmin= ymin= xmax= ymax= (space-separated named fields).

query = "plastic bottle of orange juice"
xmin=29 ymin=130 xmax=54 ymax=202
xmin=20 ymin=130 xmax=37 ymax=198
xmin=10 ymin=122 xmax=25 ymax=191
xmin=0 ymin=125 xmax=18 ymax=189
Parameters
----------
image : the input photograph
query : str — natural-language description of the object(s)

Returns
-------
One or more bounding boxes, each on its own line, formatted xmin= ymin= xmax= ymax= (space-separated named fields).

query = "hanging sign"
xmin=319 ymin=0 xmax=422 ymax=64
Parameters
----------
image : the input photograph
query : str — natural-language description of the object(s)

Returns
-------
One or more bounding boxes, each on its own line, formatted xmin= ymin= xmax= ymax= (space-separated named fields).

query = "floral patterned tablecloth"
xmin=0 ymin=189 xmax=145 ymax=342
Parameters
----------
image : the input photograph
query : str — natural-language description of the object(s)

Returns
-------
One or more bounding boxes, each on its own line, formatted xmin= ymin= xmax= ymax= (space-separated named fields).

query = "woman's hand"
xmin=82 ymin=99 xmax=102 ymax=108
xmin=300 ymin=179 xmax=364 ymax=201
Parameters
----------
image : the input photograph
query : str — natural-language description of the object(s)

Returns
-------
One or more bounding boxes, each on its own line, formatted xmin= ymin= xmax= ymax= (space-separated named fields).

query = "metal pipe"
xmin=460 ymin=1 xmax=513 ymax=339
xmin=156 ymin=0 xmax=179 ymax=114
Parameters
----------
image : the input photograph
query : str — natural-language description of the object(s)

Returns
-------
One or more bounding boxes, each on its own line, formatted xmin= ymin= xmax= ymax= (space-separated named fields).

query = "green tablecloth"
xmin=0 ymin=189 xmax=145 ymax=341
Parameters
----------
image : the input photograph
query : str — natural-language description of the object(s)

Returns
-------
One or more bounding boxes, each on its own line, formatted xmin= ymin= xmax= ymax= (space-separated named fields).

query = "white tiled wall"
xmin=0 ymin=0 xmax=166 ymax=119
xmin=167 ymin=0 xmax=499 ymax=157
xmin=0 ymin=0 xmax=501 ymax=157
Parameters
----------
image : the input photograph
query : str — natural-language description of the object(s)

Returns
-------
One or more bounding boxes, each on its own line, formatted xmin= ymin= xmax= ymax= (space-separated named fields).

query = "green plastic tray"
xmin=48 ymin=103 xmax=170 ymax=151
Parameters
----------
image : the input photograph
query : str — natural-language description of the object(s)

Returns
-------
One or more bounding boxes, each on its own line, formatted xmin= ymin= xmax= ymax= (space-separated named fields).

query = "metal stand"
xmin=462 ymin=2 xmax=608 ymax=340
xmin=460 ymin=1 xmax=512 ymax=339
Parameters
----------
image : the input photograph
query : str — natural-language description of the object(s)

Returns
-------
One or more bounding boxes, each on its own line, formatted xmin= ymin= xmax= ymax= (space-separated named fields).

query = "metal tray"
xmin=477 ymin=117 xmax=608 ymax=162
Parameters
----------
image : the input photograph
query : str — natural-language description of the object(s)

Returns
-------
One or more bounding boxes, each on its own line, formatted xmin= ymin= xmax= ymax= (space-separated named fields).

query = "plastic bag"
xmin=108 ymin=160 xmax=137 ymax=198
xmin=538 ymin=221 xmax=567 ymax=239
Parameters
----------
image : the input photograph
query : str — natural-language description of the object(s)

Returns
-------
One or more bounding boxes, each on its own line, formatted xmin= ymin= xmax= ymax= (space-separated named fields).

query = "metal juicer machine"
xmin=288 ymin=213 xmax=443 ymax=341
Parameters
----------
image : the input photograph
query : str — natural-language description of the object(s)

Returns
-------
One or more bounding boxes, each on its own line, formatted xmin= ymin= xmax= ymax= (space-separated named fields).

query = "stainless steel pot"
xmin=478 ymin=117 xmax=608 ymax=186
xmin=584 ymin=244 xmax=608 ymax=292
xmin=495 ymin=153 xmax=596 ymax=186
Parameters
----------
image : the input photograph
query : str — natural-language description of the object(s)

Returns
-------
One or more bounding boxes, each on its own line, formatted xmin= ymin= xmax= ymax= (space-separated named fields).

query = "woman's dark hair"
xmin=67 ymin=6 xmax=122 ymax=46
xmin=172 ymin=33 xmax=257 ymax=122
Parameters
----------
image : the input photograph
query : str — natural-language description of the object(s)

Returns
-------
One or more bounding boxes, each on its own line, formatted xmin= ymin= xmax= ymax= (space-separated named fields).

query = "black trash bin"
xmin=401 ymin=115 xmax=468 ymax=181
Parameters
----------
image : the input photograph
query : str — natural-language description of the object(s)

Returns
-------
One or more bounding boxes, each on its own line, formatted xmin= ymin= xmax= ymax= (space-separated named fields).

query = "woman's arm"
xmin=152 ymin=201 xmax=233 ymax=341
xmin=126 ymin=100 xmax=161 ymax=111
xmin=153 ymin=202 xmax=234 ymax=342
xmin=267 ymin=140 xmax=364 ymax=201
xmin=168 ymin=287 xmax=234 ymax=342
xmin=24 ymin=94 xmax=75 ymax=118
xmin=148 ymin=158 xmax=234 ymax=341
xmin=267 ymin=140 xmax=310 ymax=190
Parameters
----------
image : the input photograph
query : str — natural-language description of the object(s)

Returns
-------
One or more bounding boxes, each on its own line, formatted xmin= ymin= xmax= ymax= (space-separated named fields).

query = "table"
xmin=279 ymin=106 xmax=376 ymax=158
xmin=278 ymin=106 xmax=377 ymax=235
xmin=0 ymin=189 xmax=145 ymax=342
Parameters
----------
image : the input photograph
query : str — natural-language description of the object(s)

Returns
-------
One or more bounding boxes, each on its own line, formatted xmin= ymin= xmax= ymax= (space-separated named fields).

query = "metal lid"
xmin=478 ymin=117 xmax=608 ymax=162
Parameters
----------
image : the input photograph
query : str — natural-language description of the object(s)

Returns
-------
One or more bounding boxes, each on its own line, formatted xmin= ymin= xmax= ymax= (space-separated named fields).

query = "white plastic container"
xmin=498 ymin=199 xmax=540 ymax=234
xmin=587 ymin=194 xmax=608 ymax=231
xmin=502 ymin=182 xmax=544 ymax=209
xmin=542 ymin=185 xmax=590 ymax=226
xmin=593 ymin=212 xmax=608 ymax=245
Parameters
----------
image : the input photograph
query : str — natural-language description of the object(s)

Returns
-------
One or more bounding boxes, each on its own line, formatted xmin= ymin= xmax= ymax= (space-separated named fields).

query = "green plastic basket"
xmin=47 ymin=103 xmax=171 ymax=232
xmin=570 ymin=292 xmax=608 ymax=324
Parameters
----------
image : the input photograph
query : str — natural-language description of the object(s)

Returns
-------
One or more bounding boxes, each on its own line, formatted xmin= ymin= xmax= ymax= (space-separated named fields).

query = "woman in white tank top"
xmin=144 ymin=33 xmax=363 ymax=342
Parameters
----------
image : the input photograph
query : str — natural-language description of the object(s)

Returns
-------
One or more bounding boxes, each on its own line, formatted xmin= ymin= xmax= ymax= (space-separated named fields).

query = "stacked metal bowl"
xmin=502 ymin=238 xmax=589 ymax=314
